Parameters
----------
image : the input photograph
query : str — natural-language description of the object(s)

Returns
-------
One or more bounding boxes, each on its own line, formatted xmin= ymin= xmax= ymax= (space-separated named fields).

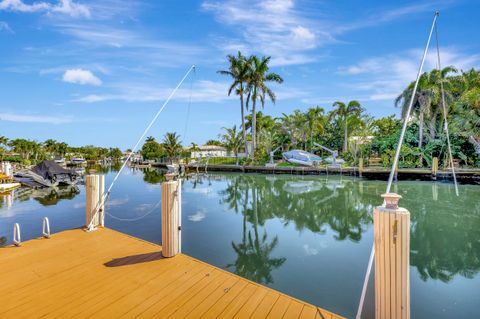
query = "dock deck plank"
xmin=0 ymin=228 xmax=345 ymax=319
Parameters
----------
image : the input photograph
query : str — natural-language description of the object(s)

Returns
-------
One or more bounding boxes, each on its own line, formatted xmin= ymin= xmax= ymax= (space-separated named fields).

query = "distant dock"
xmin=0 ymin=228 xmax=344 ymax=319
xmin=153 ymin=163 xmax=480 ymax=183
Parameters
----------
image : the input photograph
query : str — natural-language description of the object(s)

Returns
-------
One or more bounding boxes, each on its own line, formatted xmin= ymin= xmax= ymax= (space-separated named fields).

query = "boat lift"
xmin=268 ymin=146 xmax=283 ymax=166
xmin=313 ymin=143 xmax=340 ymax=167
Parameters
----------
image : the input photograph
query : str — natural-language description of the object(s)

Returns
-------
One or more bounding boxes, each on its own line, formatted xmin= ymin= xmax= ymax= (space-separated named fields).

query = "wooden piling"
xmin=161 ymin=180 xmax=181 ymax=257
xmin=374 ymin=193 xmax=410 ymax=319
xmin=431 ymin=157 xmax=438 ymax=180
xmin=85 ymin=175 xmax=99 ymax=228
xmin=359 ymin=158 xmax=364 ymax=177
xmin=99 ymin=175 xmax=105 ymax=227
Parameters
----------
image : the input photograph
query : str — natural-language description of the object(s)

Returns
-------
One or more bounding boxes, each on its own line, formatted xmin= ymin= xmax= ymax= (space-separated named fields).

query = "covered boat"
xmin=16 ymin=160 xmax=78 ymax=187
xmin=282 ymin=150 xmax=322 ymax=167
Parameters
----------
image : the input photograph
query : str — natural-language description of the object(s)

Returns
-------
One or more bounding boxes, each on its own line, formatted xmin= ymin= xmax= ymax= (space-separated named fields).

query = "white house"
xmin=187 ymin=145 xmax=229 ymax=158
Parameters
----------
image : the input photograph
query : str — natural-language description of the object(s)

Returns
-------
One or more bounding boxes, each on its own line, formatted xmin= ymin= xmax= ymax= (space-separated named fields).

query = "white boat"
xmin=0 ymin=182 xmax=21 ymax=192
xmin=54 ymin=156 xmax=65 ymax=164
xmin=71 ymin=157 xmax=86 ymax=164
xmin=166 ymin=164 xmax=179 ymax=173
xmin=282 ymin=150 xmax=322 ymax=167
xmin=283 ymin=181 xmax=323 ymax=194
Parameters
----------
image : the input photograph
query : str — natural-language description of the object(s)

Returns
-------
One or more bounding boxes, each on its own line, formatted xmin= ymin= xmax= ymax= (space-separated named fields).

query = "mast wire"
xmin=355 ymin=12 xmax=439 ymax=319
xmin=87 ymin=65 xmax=196 ymax=231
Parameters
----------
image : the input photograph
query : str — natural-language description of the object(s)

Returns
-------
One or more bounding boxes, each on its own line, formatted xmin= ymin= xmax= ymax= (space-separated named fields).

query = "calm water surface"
xmin=1 ymin=166 xmax=479 ymax=319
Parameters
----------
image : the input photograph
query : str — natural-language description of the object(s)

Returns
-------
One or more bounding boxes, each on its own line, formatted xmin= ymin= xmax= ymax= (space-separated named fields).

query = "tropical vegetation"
xmin=0 ymin=136 xmax=123 ymax=165
xmin=214 ymin=54 xmax=480 ymax=168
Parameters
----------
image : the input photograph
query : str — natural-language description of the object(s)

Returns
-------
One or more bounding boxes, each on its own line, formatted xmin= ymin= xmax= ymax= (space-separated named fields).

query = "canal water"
xmin=1 ymin=166 xmax=479 ymax=319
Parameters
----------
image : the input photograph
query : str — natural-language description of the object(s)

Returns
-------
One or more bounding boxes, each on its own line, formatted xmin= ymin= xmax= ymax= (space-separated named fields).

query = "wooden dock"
xmin=0 ymin=228 xmax=344 ymax=319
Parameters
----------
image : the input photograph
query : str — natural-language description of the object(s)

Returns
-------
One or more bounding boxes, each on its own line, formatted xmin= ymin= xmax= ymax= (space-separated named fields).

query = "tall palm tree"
xmin=330 ymin=100 xmax=362 ymax=152
xmin=246 ymin=55 xmax=283 ymax=158
xmin=452 ymin=69 xmax=480 ymax=158
xmin=218 ymin=52 xmax=250 ymax=157
xmin=306 ymin=106 xmax=325 ymax=151
xmin=0 ymin=136 xmax=8 ymax=161
xmin=145 ymin=136 xmax=156 ymax=143
xmin=396 ymin=67 xmax=457 ymax=147
xmin=162 ymin=132 xmax=182 ymax=162
xmin=220 ymin=125 xmax=243 ymax=165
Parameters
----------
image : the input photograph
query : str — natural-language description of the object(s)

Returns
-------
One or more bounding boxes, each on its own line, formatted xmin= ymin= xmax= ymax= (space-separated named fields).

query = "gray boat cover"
xmin=31 ymin=160 xmax=78 ymax=181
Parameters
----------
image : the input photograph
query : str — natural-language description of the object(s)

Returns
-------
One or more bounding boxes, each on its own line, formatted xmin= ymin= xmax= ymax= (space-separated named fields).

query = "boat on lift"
xmin=313 ymin=143 xmax=344 ymax=167
xmin=282 ymin=149 xmax=322 ymax=167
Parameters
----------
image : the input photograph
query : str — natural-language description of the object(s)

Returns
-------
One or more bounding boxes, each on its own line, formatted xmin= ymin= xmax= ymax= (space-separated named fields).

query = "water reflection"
xmin=409 ymin=188 xmax=480 ymax=283
xmin=143 ymin=169 xmax=166 ymax=185
xmin=1 ymin=186 xmax=80 ymax=207
xmin=220 ymin=174 xmax=375 ymax=242
xmin=217 ymin=173 xmax=480 ymax=285
xmin=220 ymin=177 xmax=286 ymax=284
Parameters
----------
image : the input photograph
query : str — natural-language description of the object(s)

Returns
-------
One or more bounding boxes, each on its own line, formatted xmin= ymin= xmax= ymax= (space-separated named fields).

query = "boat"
xmin=282 ymin=150 xmax=322 ymax=167
xmin=54 ymin=156 xmax=65 ymax=164
xmin=71 ymin=157 xmax=86 ymax=165
xmin=283 ymin=180 xmax=323 ymax=194
xmin=0 ymin=174 xmax=21 ymax=192
xmin=14 ymin=160 xmax=79 ymax=188
xmin=166 ymin=163 xmax=179 ymax=174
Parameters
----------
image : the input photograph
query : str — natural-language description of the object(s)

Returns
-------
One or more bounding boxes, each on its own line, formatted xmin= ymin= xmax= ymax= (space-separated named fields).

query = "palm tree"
xmin=190 ymin=142 xmax=200 ymax=153
xmin=246 ymin=55 xmax=283 ymax=158
xmin=162 ymin=132 xmax=182 ymax=162
xmin=43 ymin=139 xmax=58 ymax=155
xmin=218 ymin=52 xmax=250 ymax=157
xmin=145 ymin=136 xmax=156 ymax=143
xmin=0 ymin=136 xmax=8 ymax=161
xmin=396 ymin=67 xmax=457 ymax=147
xmin=452 ymin=69 xmax=480 ymax=158
xmin=329 ymin=100 xmax=362 ymax=152
xmin=220 ymin=125 xmax=243 ymax=165
xmin=306 ymin=107 xmax=325 ymax=151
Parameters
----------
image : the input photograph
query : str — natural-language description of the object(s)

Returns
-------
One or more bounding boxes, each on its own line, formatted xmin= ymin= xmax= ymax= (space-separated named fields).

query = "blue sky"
xmin=1 ymin=0 xmax=479 ymax=149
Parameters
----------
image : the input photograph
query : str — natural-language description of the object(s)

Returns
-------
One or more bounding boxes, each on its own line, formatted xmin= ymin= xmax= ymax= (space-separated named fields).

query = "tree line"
xmin=216 ymin=52 xmax=480 ymax=168
xmin=0 ymin=137 xmax=123 ymax=165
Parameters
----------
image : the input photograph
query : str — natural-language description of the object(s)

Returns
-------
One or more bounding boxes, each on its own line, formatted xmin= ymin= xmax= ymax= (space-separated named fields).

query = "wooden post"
xmin=431 ymin=157 xmax=438 ymax=180
xmin=98 ymin=175 xmax=105 ymax=227
xmin=161 ymin=180 xmax=181 ymax=257
xmin=359 ymin=157 xmax=364 ymax=177
xmin=374 ymin=193 xmax=410 ymax=319
xmin=85 ymin=175 xmax=100 ymax=228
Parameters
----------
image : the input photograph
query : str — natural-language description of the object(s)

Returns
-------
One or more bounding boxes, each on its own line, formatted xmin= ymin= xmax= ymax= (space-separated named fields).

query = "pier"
xmin=0 ymin=227 xmax=344 ymax=319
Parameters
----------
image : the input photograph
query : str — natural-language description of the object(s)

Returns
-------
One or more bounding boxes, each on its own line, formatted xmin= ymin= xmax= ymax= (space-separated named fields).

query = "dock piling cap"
xmin=381 ymin=193 xmax=402 ymax=209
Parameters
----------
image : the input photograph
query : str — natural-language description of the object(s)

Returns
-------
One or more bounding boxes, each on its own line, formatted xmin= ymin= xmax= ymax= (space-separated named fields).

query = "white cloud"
xmin=74 ymin=80 xmax=234 ymax=103
xmin=188 ymin=211 xmax=206 ymax=222
xmin=202 ymin=0 xmax=321 ymax=66
xmin=202 ymin=1 xmax=451 ymax=67
xmin=0 ymin=112 xmax=72 ymax=124
xmin=0 ymin=0 xmax=49 ymax=12
xmin=63 ymin=68 xmax=102 ymax=86
xmin=0 ymin=0 xmax=90 ymax=18
xmin=338 ymin=47 xmax=480 ymax=102
xmin=51 ymin=0 xmax=90 ymax=18
xmin=0 ymin=21 xmax=13 ymax=33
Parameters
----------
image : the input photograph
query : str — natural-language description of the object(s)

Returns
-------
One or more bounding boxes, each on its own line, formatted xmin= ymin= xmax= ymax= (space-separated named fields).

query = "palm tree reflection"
xmin=219 ymin=174 xmax=480 ymax=283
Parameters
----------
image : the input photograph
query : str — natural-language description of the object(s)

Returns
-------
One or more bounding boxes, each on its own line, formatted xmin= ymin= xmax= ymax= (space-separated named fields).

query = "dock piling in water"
xmin=432 ymin=157 xmax=439 ymax=180
xmin=161 ymin=180 xmax=181 ymax=257
xmin=85 ymin=175 xmax=105 ymax=229
xmin=374 ymin=193 xmax=410 ymax=319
